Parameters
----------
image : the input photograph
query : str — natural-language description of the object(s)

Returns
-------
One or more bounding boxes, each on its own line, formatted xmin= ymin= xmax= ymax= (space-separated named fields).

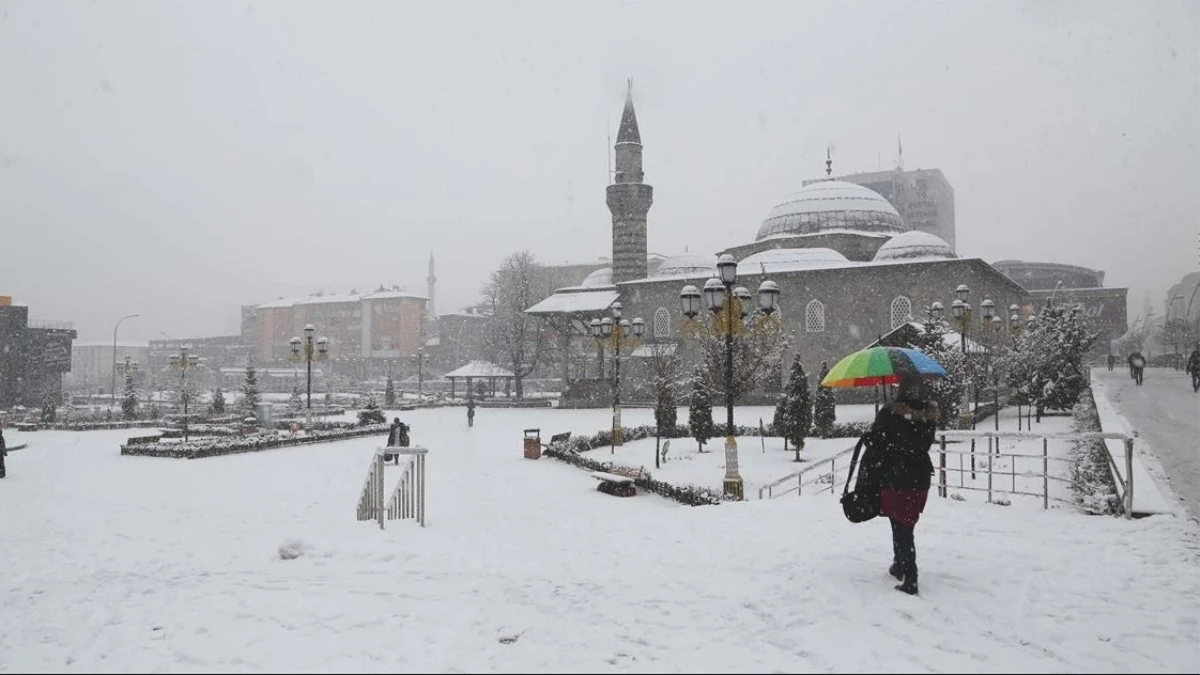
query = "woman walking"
xmin=866 ymin=371 xmax=938 ymax=595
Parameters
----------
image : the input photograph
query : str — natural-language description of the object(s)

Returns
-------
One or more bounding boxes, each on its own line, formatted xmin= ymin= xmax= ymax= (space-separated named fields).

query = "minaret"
xmin=426 ymin=252 xmax=437 ymax=317
xmin=606 ymin=79 xmax=653 ymax=284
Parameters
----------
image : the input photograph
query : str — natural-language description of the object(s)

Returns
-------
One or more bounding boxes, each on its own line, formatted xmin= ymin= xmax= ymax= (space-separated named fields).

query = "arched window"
xmin=890 ymin=296 xmax=913 ymax=329
xmin=653 ymin=307 xmax=671 ymax=338
xmin=805 ymin=300 xmax=825 ymax=333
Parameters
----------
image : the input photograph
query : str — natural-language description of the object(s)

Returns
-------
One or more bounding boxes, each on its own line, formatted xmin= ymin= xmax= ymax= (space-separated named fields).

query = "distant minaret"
xmin=606 ymin=79 xmax=653 ymax=284
xmin=426 ymin=252 xmax=437 ymax=317
xmin=825 ymin=147 xmax=834 ymax=180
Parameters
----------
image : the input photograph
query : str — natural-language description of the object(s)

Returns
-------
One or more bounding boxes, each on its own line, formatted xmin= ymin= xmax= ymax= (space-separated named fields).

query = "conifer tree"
xmin=385 ymin=375 xmax=397 ymax=407
xmin=688 ymin=368 xmax=715 ymax=452
xmin=781 ymin=359 xmax=812 ymax=461
xmin=210 ymin=387 xmax=226 ymax=415
xmin=122 ymin=373 xmax=139 ymax=420
xmin=240 ymin=361 xmax=260 ymax=413
xmin=813 ymin=362 xmax=837 ymax=438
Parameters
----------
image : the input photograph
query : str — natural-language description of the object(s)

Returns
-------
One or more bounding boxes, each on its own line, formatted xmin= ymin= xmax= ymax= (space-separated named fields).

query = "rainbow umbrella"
xmin=820 ymin=346 xmax=948 ymax=388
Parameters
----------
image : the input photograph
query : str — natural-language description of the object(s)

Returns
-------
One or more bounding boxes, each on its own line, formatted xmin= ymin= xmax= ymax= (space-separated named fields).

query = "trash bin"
xmin=523 ymin=428 xmax=541 ymax=460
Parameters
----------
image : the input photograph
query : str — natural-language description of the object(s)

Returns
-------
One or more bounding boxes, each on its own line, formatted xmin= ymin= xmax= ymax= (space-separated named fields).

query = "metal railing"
xmin=757 ymin=430 xmax=1137 ymax=519
xmin=356 ymin=447 xmax=428 ymax=528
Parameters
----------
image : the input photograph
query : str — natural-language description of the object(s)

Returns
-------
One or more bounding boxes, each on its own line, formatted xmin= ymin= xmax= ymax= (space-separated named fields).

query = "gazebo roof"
xmin=443 ymin=361 xmax=515 ymax=379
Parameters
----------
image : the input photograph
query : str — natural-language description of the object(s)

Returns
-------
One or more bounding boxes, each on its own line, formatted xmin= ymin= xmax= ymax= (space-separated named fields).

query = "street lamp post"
xmin=111 ymin=313 xmax=139 ymax=408
xmin=679 ymin=254 xmax=780 ymax=500
xmin=168 ymin=345 xmax=199 ymax=442
xmin=290 ymin=324 xmax=329 ymax=430
xmin=949 ymin=284 xmax=974 ymax=430
xmin=589 ymin=302 xmax=645 ymax=453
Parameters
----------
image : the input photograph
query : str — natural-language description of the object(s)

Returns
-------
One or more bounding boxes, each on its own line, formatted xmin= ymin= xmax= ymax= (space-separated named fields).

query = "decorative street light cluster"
xmin=169 ymin=345 xmax=200 ymax=442
xmin=590 ymin=302 xmax=645 ymax=452
xmin=679 ymin=253 xmax=780 ymax=500
xmin=290 ymin=323 xmax=329 ymax=430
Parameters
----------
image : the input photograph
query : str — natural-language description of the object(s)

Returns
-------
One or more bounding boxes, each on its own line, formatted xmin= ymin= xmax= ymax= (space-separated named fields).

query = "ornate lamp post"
xmin=290 ymin=323 xmax=329 ymax=430
xmin=679 ymin=254 xmax=780 ymax=500
xmin=949 ymin=284 xmax=974 ymax=430
xmin=168 ymin=345 xmax=199 ymax=442
xmin=589 ymin=302 xmax=645 ymax=452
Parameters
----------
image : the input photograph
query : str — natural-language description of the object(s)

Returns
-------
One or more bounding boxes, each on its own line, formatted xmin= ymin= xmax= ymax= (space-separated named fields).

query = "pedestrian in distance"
xmin=1186 ymin=345 xmax=1200 ymax=393
xmin=0 ymin=426 xmax=7 ymax=479
xmin=1128 ymin=350 xmax=1146 ymax=386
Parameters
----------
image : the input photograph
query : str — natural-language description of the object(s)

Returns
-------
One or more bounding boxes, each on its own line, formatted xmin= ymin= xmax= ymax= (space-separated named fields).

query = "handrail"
xmin=758 ymin=429 xmax=1137 ymax=518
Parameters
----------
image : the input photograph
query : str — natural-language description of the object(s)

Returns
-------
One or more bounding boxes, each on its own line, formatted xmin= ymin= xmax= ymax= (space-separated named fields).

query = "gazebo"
xmin=443 ymin=361 xmax=516 ymax=399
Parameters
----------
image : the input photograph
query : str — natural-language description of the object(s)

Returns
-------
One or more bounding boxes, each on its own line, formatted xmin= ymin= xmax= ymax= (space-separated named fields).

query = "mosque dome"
xmin=757 ymin=180 xmax=906 ymax=241
xmin=737 ymin=248 xmax=850 ymax=275
xmin=649 ymin=254 xmax=715 ymax=279
xmin=580 ymin=267 xmax=614 ymax=287
xmin=872 ymin=231 xmax=956 ymax=262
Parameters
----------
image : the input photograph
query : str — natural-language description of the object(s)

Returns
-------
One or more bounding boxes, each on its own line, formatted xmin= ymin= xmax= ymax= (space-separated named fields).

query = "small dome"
xmin=580 ymin=267 xmax=613 ymax=287
xmin=650 ymin=254 xmax=715 ymax=279
xmin=738 ymin=248 xmax=850 ymax=275
xmin=757 ymin=180 xmax=906 ymax=241
xmin=873 ymin=231 xmax=956 ymax=262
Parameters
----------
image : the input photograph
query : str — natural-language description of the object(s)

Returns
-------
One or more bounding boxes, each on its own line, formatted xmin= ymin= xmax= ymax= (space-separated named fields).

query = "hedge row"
xmin=120 ymin=423 xmax=391 ymax=459
xmin=553 ymin=420 xmax=873 ymax=455
xmin=542 ymin=438 xmax=727 ymax=507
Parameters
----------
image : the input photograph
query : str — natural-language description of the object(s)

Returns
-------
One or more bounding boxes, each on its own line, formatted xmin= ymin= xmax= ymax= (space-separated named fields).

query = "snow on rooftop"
xmin=525 ymin=289 xmax=619 ymax=315
xmin=443 ymin=360 xmax=515 ymax=378
xmin=737 ymin=247 xmax=851 ymax=275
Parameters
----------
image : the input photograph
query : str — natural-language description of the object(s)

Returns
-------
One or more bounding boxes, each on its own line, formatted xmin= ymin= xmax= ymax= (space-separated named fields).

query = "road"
xmin=1092 ymin=367 xmax=1200 ymax=521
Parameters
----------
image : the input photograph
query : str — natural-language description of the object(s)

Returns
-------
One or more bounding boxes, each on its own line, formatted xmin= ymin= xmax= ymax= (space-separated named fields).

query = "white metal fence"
xmin=757 ymin=430 xmax=1137 ymax=519
xmin=356 ymin=447 xmax=428 ymax=529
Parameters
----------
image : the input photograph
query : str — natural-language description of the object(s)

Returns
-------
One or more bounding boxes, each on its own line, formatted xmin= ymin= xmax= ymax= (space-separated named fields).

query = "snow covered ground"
xmin=2 ymin=405 xmax=1198 ymax=673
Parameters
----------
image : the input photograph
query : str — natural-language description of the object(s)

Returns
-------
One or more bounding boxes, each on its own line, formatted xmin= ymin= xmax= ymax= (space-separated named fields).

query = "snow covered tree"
xmin=357 ymin=393 xmax=386 ymax=426
xmin=695 ymin=313 xmax=788 ymax=407
xmin=775 ymin=359 xmax=812 ymax=461
xmin=1004 ymin=304 xmax=1098 ymax=418
xmin=384 ymin=375 xmax=396 ymax=407
xmin=481 ymin=250 xmax=547 ymax=399
xmin=908 ymin=315 xmax=967 ymax=428
xmin=41 ymin=390 xmax=57 ymax=423
xmin=288 ymin=384 xmax=303 ymax=412
xmin=121 ymin=373 xmax=139 ymax=420
xmin=688 ymin=368 xmax=715 ymax=452
xmin=813 ymin=362 xmax=837 ymax=438
xmin=210 ymin=387 xmax=226 ymax=415
xmin=646 ymin=342 xmax=682 ymax=469
xmin=240 ymin=362 xmax=260 ymax=413
xmin=148 ymin=401 xmax=161 ymax=420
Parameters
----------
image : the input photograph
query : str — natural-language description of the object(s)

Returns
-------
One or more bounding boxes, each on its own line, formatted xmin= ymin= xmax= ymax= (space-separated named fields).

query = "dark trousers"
xmin=0 ymin=451 xmax=6 ymax=478
xmin=890 ymin=518 xmax=916 ymax=580
xmin=1191 ymin=371 xmax=1199 ymax=392
xmin=1134 ymin=367 xmax=1144 ymax=386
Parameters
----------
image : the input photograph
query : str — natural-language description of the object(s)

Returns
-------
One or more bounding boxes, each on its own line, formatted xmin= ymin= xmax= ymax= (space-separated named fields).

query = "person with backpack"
xmin=864 ymin=372 xmax=938 ymax=596
xmin=1186 ymin=345 xmax=1200 ymax=393
xmin=1128 ymin=350 xmax=1146 ymax=386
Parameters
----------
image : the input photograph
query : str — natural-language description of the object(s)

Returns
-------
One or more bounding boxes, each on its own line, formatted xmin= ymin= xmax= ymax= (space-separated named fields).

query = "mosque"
xmin=527 ymin=85 xmax=1033 ymax=401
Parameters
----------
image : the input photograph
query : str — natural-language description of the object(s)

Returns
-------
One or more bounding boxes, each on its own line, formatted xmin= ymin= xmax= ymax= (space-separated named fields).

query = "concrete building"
xmin=241 ymin=288 xmax=427 ymax=379
xmin=68 ymin=341 xmax=150 ymax=394
xmin=0 ymin=296 xmax=76 ymax=409
xmin=992 ymin=260 xmax=1128 ymax=358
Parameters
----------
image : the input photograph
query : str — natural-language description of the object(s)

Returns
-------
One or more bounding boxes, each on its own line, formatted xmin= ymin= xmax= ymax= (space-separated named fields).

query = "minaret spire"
xmin=607 ymin=79 xmax=653 ymax=283
xmin=426 ymin=251 xmax=437 ymax=317
xmin=825 ymin=146 xmax=833 ymax=178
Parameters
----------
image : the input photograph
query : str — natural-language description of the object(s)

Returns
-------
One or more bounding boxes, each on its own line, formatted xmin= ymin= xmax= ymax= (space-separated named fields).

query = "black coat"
xmin=1187 ymin=351 xmax=1200 ymax=374
xmin=864 ymin=399 xmax=938 ymax=492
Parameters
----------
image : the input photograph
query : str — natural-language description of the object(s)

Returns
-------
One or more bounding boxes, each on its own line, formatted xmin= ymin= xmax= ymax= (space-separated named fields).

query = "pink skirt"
xmin=880 ymin=488 xmax=929 ymax=527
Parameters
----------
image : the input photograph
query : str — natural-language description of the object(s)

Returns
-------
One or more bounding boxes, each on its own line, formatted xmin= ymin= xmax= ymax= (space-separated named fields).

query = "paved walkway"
xmin=1092 ymin=367 xmax=1200 ymax=521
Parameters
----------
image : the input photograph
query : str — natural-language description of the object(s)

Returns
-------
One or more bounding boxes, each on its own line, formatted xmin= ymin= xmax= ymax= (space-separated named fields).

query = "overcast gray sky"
xmin=1 ymin=0 xmax=1196 ymax=343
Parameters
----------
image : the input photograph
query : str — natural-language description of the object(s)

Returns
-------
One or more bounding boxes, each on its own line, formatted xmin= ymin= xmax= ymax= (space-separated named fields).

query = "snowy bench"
xmin=591 ymin=470 xmax=638 ymax=497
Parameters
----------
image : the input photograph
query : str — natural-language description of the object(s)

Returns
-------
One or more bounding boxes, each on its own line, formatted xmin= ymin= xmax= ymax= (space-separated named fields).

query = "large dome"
xmin=738 ymin=248 xmax=850 ymax=275
xmin=757 ymin=180 xmax=906 ymax=241
xmin=579 ymin=267 xmax=613 ymax=287
xmin=650 ymin=254 xmax=715 ymax=280
xmin=873 ymin=231 xmax=956 ymax=262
